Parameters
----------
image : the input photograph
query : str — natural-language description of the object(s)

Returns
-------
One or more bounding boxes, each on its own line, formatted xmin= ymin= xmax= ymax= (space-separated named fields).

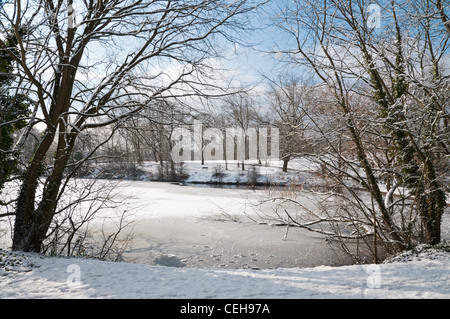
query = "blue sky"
xmin=216 ymin=1 xmax=294 ymax=93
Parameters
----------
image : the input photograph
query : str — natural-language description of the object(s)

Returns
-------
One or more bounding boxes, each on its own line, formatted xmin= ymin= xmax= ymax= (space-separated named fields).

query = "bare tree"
xmin=265 ymin=77 xmax=311 ymax=172
xmin=267 ymin=0 xmax=449 ymax=261
xmin=43 ymin=178 xmax=135 ymax=261
xmin=222 ymin=92 xmax=258 ymax=170
xmin=0 ymin=0 xmax=261 ymax=253
xmin=434 ymin=0 xmax=450 ymax=35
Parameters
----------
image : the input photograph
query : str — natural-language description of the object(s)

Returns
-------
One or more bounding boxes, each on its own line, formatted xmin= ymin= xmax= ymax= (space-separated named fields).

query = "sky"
xmin=2 ymin=0 xmax=449 ymax=124
xmin=0 ymin=0 xmax=288 ymax=134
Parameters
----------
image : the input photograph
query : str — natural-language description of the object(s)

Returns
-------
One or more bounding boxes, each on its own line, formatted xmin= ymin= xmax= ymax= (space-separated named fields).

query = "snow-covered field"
xmin=0 ymin=244 xmax=449 ymax=299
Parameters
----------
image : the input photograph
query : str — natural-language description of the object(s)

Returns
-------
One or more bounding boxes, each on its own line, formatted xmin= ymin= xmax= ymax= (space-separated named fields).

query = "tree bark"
xmin=282 ymin=156 xmax=289 ymax=172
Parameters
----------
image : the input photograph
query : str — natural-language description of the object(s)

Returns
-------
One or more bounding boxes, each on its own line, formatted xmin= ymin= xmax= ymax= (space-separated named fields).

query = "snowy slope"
xmin=1 ymin=246 xmax=449 ymax=299
xmin=1 ymin=160 xmax=448 ymax=300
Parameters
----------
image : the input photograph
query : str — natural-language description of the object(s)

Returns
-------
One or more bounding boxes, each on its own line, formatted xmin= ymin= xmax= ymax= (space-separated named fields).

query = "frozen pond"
xmin=113 ymin=181 xmax=356 ymax=269
xmin=102 ymin=180 xmax=447 ymax=269
xmin=96 ymin=182 xmax=358 ymax=269
xmin=2 ymin=180 xmax=448 ymax=269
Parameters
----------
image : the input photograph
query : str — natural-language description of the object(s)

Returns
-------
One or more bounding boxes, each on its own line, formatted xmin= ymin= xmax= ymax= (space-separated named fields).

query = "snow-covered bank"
xmin=1 ymin=245 xmax=449 ymax=299
xmin=89 ymin=159 xmax=319 ymax=186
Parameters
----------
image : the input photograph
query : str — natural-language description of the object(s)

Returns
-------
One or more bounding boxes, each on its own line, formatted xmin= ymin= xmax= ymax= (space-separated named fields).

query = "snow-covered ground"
xmin=0 ymin=244 xmax=449 ymax=299
xmin=139 ymin=159 xmax=320 ymax=186
xmin=1 ymin=159 xmax=449 ymax=300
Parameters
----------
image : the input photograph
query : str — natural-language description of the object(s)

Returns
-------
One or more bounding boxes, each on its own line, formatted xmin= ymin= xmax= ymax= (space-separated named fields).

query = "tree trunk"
xmin=282 ymin=157 xmax=289 ymax=172
xmin=12 ymin=126 xmax=74 ymax=252
xmin=12 ymin=177 xmax=62 ymax=252
xmin=12 ymin=129 xmax=56 ymax=252
xmin=418 ymin=160 xmax=446 ymax=245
